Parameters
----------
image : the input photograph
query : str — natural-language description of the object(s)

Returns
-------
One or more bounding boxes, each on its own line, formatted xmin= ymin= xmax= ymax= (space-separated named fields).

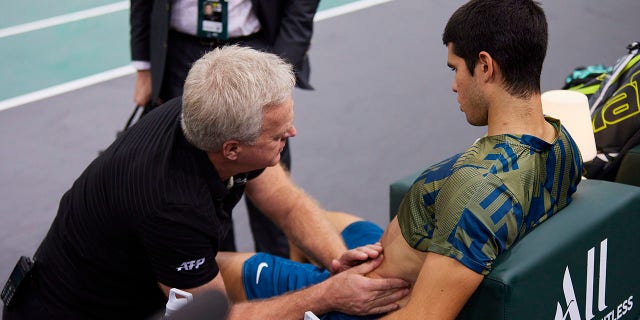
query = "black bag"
xmin=566 ymin=42 xmax=640 ymax=180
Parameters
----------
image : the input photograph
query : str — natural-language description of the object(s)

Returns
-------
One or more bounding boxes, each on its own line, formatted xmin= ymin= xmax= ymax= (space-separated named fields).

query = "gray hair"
xmin=181 ymin=45 xmax=295 ymax=151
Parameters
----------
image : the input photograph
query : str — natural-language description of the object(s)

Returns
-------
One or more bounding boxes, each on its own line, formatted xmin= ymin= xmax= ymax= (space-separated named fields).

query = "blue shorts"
xmin=242 ymin=221 xmax=384 ymax=319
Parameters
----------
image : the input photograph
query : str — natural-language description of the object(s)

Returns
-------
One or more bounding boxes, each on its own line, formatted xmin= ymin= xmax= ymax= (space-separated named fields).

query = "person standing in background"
xmin=130 ymin=0 xmax=319 ymax=257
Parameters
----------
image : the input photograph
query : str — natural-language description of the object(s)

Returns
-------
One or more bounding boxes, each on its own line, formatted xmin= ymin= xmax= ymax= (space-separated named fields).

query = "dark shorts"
xmin=242 ymin=221 xmax=383 ymax=319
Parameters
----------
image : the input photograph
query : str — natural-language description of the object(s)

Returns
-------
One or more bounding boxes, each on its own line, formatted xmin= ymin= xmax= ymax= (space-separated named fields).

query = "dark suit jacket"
xmin=130 ymin=0 xmax=319 ymax=103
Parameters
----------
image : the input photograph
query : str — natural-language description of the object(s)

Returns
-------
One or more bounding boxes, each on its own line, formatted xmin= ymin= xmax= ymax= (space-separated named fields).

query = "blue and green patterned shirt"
xmin=397 ymin=117 xmax=583 ymax=275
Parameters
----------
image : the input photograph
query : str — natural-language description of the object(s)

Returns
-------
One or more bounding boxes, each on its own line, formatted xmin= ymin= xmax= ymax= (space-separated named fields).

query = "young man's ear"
xmin=222 ymin=140 xmax=241 ymax=160
xmin=477 ymin=51 xmax=496 ymax=81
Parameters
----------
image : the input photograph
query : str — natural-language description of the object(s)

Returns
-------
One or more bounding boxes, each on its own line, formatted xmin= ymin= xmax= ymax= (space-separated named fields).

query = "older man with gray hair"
xmin=2 ymin=46 xmax=409 ymax=320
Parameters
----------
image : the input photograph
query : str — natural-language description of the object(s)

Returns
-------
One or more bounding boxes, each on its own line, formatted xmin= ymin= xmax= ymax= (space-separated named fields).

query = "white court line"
xmin=315 ymin=0 xmax=392 ymax=21
xmin=0 ymin=66 xmax=135 ymax=112
xmin=0 ymin=0 xmax=393 ymax=112
xmin=0 ymin=1 xmax=129 ymax=39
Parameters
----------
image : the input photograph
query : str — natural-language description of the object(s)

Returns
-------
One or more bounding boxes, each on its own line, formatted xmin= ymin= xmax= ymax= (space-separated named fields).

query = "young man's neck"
xmin=486 ymin=91 xmax=556 ymax=143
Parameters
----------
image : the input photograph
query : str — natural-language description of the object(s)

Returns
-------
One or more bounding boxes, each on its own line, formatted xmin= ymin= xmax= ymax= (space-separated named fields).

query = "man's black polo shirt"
xmin=33 ymin=98 xmax=262 ymax=319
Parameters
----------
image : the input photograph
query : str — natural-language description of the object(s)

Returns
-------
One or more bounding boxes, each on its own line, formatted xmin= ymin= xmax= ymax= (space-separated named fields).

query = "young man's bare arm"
xmin=382 ymin=252 xmax=483 ymax=320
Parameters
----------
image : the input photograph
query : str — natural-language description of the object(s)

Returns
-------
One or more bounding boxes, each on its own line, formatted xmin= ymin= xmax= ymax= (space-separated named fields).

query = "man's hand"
xmin=133 ymin=69 xmax=152 ymax=107
xmin=330 ymin=242 xmax=383 ymax=274
xmin=325 ymin=254 xmax=410 ymax=316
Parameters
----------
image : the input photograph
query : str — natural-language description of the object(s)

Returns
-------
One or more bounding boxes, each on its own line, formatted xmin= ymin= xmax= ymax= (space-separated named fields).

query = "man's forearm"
xmin=246 ymin=164 xmax=347 ymax=269
xmin=283 ymin=192 xmax=347 ymax=268
xmin=228 ymin=279 xmax=333 ymax=320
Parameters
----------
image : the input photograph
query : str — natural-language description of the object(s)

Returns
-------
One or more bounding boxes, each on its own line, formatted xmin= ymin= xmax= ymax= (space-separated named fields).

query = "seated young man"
xmin=217 ymin=0 xmax=584 ymax=319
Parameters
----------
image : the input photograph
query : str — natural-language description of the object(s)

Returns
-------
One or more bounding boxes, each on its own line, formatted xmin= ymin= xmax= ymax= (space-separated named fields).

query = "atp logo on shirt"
xmin=176 ymin=258 xmax=206 ymax=271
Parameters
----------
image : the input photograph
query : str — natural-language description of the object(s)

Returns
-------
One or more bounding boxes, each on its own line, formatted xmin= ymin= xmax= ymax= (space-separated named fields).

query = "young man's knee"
xmin=216 ymin=252 xmax=255 ymax=302
xmin=326 ymin=212 xmax=365 ymax=232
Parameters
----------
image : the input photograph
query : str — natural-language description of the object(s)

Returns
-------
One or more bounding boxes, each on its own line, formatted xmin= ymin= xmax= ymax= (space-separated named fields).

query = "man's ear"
xmin=477 ymin=51 xmax=496 ymax=81
xmin=222 ymin=140 xmax=241 ymax=160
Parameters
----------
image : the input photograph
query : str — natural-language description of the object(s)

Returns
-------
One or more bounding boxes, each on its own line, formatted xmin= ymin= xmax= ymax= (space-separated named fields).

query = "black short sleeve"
xmin=140 ymin=203 xmax=221 ymax=289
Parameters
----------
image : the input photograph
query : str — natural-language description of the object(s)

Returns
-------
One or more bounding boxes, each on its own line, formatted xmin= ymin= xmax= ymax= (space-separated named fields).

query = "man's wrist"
xmin=305 ymin=276 xmax=335 ymax=315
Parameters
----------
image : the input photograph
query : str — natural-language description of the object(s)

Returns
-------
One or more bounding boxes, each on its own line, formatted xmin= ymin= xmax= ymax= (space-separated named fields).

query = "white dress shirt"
xmin=133 ymin=0 xmax=261 ymax=70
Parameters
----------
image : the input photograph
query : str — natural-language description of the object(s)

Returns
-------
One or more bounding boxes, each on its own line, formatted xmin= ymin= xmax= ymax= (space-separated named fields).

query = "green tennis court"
xmin=0 ymin=0 xmax=371 ymax=103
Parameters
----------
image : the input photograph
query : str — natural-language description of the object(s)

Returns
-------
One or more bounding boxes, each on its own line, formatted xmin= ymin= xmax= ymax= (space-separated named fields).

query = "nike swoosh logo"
xmin=256 ymin=262 xmax=269 ymax=285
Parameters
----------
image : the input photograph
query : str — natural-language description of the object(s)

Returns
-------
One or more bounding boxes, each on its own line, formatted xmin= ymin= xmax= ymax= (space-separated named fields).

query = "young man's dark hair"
xmin=442 ymin=0 xmax=548 ymax=98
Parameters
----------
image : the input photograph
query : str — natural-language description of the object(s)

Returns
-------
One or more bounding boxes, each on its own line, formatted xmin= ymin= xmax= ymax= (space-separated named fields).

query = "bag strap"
xmin=115 ymin=105 xmax=144 ymax=139
xmin=124 ymin=105 xmax=144 ymax=131
xmin=590 ymin=42 xmax=640 ymax=113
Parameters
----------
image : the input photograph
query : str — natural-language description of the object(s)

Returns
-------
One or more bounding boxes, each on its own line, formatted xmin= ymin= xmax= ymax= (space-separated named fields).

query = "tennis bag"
xmin=565 ymin=41 xmax=640 ymax=180
xmin=562 ymin=64 xmax=612 ymax=99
